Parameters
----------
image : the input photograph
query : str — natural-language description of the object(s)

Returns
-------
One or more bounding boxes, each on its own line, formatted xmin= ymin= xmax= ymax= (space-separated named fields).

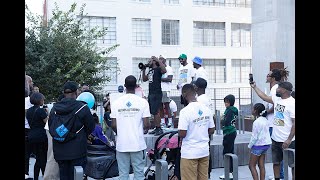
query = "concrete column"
xmin=251 ymin=0 xmax=295 ymax=104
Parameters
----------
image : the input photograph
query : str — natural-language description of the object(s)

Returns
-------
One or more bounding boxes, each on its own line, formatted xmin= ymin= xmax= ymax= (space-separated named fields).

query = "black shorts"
xmin=272 ymin=139 xmax=295 ymax=167
xmin=148 ymin=93 xmax=163 ymax=115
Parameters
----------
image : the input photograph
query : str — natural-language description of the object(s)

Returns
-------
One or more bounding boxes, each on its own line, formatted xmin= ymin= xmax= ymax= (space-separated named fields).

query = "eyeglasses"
xmin=267 ymin=74 xmax=272 ymax=77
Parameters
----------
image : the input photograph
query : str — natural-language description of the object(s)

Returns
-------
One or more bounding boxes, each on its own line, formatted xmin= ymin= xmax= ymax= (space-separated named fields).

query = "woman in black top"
xmin=26 ymin=92 xmax=49 ymax=180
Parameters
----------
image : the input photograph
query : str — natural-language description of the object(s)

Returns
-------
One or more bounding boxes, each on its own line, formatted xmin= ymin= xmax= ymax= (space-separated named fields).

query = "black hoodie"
xmin=49 ymin=97 xmax=95 ymax=161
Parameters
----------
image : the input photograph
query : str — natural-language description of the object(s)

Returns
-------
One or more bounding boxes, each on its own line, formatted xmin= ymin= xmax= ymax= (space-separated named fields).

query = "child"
xmin=220 ymin=94 xmax=238 ymax=179
xmin=90 ymin=113 xmax=108 ymax=145
xmin=248 ymin=103 xmax=272 ymax=180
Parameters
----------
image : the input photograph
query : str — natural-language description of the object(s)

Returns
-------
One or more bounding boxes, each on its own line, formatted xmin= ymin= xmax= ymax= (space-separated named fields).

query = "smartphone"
xmin=249 ymin=73 xmax=254 ymax=84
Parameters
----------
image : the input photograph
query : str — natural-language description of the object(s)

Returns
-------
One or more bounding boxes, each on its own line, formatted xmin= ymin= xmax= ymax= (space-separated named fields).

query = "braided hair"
xmin=253 ymin=103 xmax=267 ymax=117
xmin=271 ymin=67 xmax=289 ymax=82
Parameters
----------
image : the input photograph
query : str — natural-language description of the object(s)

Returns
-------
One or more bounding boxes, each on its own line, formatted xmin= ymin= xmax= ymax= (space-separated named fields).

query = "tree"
xmin=25 ymin=2 xmax=119 ymax=102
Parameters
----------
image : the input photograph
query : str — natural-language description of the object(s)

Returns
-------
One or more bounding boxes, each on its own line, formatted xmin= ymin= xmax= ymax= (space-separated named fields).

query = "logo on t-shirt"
xmin=148 ymin=69 xmax=154 ymax=83
xmin=179 ymin=69 xmax=188 ymax=83
xmin=198 ymin=110 xmax=203 ymax=116
xmin=126 ymin=101 xmax=132 ymax=108
xmin=274 ymin=104 xmax=285 ymax=126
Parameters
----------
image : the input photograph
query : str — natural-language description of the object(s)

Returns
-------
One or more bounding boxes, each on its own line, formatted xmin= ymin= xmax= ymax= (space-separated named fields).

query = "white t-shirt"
xmin=161 ymin=65 xmax=173 ymax=92
xmin=248 ymin=116 xmax=272 ymax=148
xmin=25 ymin=96 xmax=33 ymax=129
xmin=271 ymin=95 xmax=295 ymax=142
xmin=169 ymin=99 xmax=177 ymax=116
xmin=194 ymin=67 xmax=208 ymax=81
xmin=266 ymin=84 xmax=278 ymax=128
xmin=178 ymin=102 xmax=215 ymax=159
xmin=110 ymin=92 xmax=124 ymax=107
xmin=177 ymin=63 xmax=196 ymax=93
xmin=110 ymin=94 xmax=151 ymax=152
xmin=197 ymin=94 xmax=214 ymax=116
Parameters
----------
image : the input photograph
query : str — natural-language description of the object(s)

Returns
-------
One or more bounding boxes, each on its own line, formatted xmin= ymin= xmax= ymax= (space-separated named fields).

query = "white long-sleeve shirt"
xmin=248 ymin=116 xmax=272 ymax=148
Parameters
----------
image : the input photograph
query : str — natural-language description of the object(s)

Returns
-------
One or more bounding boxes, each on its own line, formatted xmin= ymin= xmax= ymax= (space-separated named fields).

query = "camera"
xmin=249 ymin=73 xmax=254 ymax=84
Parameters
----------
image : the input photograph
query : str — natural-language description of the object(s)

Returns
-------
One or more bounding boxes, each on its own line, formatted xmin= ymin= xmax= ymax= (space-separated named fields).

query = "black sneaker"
xmin=154 ymin=128 xmax=163 ymax=136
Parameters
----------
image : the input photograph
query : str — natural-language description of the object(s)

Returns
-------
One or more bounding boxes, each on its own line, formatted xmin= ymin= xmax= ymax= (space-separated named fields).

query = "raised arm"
xmin=250 ymin=81 xmax=273 ymax=104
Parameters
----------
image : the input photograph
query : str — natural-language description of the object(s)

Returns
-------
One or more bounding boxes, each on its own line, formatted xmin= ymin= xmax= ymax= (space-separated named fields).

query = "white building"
xmin=46 ymin=0 xmax=252 ymax=112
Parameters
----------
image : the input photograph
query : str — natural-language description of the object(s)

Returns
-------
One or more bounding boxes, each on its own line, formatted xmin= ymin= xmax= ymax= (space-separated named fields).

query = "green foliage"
xmin=25 ymin=2 xmax=119 ymax=102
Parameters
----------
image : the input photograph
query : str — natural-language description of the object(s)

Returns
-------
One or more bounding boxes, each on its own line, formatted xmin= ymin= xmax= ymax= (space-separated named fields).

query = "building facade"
xmin=46 ymin=0 xmax=252 ymax=112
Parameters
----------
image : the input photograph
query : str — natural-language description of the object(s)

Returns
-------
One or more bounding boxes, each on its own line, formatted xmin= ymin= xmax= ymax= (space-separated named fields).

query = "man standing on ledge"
xmin=177 ymin=54 xmax=196 ymax=106
xmin=142 ymin=56 xmax=167 ymax=136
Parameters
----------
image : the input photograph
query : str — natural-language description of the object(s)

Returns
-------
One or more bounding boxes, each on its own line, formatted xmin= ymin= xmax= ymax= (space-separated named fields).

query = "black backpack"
xmin=49 ymin=103 xmax=87 ymax=143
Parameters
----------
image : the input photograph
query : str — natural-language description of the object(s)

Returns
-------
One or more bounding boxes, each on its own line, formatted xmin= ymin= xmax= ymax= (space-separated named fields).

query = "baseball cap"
xmin=194 ymin=78 xmax=207 ymax=89
xmin=63 ymin=81 xmax=79 ymax=93
xmin=278 ymin=81 xmax=293 ymax=91
xmin=178 ymin=54 xmax=187 ymax=60
xmin=118 ymin=85 xmax=124 ymax=93
xmin=192 ymin=56 xmax=203 ymax=65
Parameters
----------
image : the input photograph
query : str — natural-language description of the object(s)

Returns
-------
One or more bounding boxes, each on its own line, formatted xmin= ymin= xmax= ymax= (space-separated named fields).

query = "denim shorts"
xmin=251 ymin=148 xmax=268 ymax=156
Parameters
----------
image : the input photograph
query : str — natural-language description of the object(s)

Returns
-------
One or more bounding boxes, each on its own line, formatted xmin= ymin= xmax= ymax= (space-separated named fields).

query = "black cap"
xmin=278 ymin=81 xmax=293 ymax=91
xmin=194 ymin=78 xmax=207 ymax=89
xmin=63 ymin=81 xmax=79 ymax=93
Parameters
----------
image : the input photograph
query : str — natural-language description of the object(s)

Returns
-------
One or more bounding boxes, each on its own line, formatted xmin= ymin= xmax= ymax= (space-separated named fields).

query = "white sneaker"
xmin=160 ymin=123 xmax=166 ymax=129
xmin=219 ymin=173 xmax=233 ymax=179
xmin=25 ymin=174 xmax=29 ymax=179
xmin=167 ymin=122 xmax=173 ymax=128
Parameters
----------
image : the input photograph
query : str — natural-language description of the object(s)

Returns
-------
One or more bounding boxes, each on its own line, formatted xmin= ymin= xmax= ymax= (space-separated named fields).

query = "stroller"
xmin=144 ymin=130 xmax=181 ymax=180
xmin=83 ymin=134 xmax=133 ymax=180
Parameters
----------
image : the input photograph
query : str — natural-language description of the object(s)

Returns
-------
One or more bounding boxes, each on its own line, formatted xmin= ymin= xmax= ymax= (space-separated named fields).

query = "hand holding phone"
xmin=249 ymin=73 xmax=254 ymax=84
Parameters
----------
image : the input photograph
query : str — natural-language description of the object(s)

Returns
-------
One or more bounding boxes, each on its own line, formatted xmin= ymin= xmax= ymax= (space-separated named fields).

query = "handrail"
xmin=155 ymin=159 xmax=168 ymax=180
xmin=283 ymin=148 xmax=295 ymax=180
xmin=224 ymin=153 xmax=238 ymax=180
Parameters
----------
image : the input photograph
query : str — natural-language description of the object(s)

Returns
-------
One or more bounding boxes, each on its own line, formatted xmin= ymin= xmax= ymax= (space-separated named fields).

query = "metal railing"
xmin=224 ymin=153 xmax=238 ymax=180
xmin=283 ymin=148 xmax=295 ymax=180
xmin=74 ymin=166 xmax=83 ymax=180
xmin=155 ymin=159 xmax=168 ymax=180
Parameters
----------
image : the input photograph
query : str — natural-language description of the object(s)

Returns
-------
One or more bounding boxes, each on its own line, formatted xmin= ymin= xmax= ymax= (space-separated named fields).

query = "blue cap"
xmin=192 ymin=56 xmax=203 ymax=65
xmin=118 ymin=85 xmax=124 ymax=93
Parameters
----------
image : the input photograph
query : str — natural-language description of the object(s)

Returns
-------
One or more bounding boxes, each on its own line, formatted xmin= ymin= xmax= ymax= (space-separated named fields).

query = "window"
xmin=231 ymin=23 xmax=251 ymax=47
xmin=162 ymin=20 xmax=180 ymax=45
xmin=132 ymin=18 xmax=152 ymax=45
xmin=193 ymin=0 xmax=225 ymax=6
xmin=226 ymin=0 xmax=251 ymax=8
xmin=231 ymin=59 xmax=252 ymax=83
xmin=104 ymin=57 xmax=118 ymax=84
xmin=164 ymin=0 xmax=179 ymax=4
xmin=203 ymin=59 xmax=226 ymax=83
xmin=82 ymin=16 xmax=116 ymax=45
xmin=193 ymin=21 xmax=225 ymax=46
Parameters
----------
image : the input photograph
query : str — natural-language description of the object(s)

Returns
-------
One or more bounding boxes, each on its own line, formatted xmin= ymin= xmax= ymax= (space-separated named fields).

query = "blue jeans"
xmin=269 ymin=127 xmax=284 ymax=179
xmin=56 ymin=156 xmax=87 ymax=180
xmin=116 ymin=150 xmax=145 ymax=180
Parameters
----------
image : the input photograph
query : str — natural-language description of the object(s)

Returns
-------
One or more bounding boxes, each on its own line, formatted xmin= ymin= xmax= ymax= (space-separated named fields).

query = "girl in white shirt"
xmin=248 ymin=103 xmax=272 ymax=180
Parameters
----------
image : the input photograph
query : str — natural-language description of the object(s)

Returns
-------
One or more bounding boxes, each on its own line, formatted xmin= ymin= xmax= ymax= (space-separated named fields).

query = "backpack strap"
xmin=74 ymin=104 xmax=87 ymax=134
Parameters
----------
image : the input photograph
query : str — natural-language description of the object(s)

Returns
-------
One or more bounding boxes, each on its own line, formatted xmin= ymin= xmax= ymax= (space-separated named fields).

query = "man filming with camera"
xmin=141 ymin=56 xmax=167 ymax=136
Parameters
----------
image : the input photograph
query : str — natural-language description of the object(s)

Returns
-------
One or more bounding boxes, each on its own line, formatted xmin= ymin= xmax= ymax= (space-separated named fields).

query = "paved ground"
xmin=28 ymin=157 xmax=292 ymax=180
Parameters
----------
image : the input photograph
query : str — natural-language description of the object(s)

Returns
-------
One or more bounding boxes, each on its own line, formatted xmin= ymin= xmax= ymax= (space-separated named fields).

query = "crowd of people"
xmin=25 ymin=54 xmax=295 ymax=180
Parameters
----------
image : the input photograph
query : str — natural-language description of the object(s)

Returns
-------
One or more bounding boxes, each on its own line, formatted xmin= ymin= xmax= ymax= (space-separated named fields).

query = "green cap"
xmin=178 ymin=54 xmax=187 ymax=59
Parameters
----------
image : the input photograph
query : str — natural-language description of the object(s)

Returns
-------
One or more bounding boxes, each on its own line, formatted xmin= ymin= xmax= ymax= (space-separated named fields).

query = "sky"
xmin=26 ymin=0 xmax=44 ymax=15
